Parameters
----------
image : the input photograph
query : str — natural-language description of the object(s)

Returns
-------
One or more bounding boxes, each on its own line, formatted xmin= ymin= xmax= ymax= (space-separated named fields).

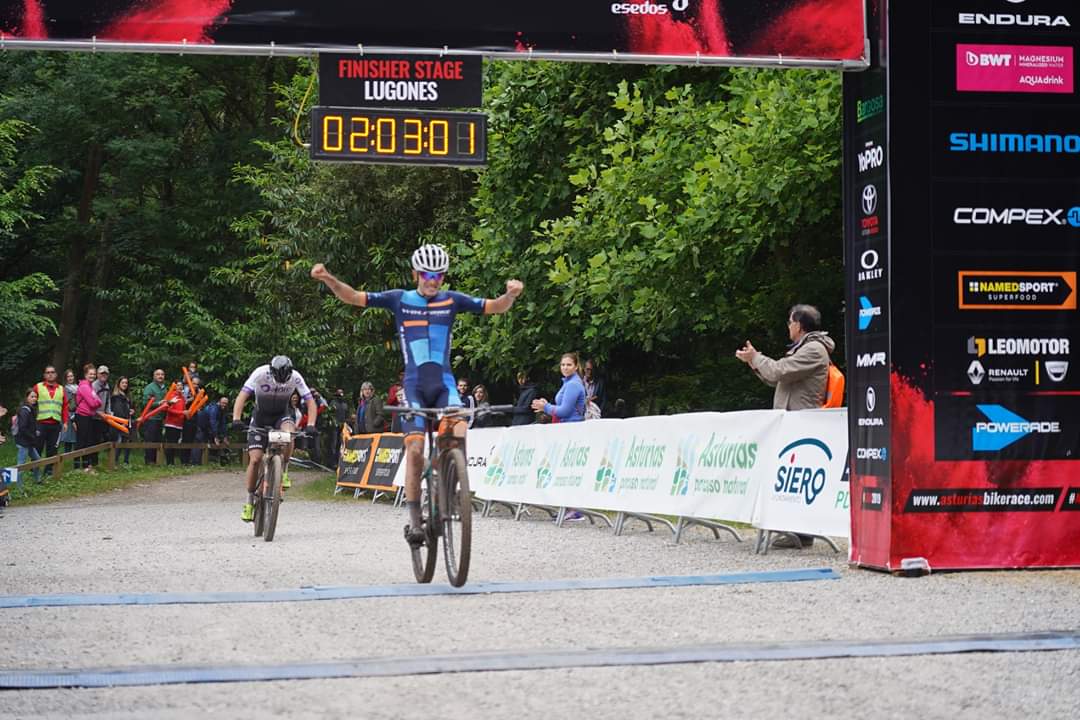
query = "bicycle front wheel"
xmin=263 ymin=454 xmax=282 ymax=542
xmin=440 ymin=448 xmax=471 ymax=587
xmin=253 ymin=462 xmax=266 ymax=538
xmin=411 ymin=470 xmax=437 ymax=584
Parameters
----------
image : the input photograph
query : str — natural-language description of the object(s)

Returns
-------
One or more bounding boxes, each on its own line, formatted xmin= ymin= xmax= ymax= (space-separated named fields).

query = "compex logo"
xmin=774 ymin=438 xmax=832 ymax=506
xmin=973 ymin=404 xmax=1061 ymax=451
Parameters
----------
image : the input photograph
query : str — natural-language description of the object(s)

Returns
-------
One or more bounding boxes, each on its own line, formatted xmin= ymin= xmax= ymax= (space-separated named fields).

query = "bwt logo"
xmin=966 ymin=51 xmax=1012 ymax=67
xmin=774 ymin=438 xmax=832 ymax=506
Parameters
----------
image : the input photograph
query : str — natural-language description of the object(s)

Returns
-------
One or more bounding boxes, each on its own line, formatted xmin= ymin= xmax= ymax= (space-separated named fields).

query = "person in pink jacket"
xmin=75 ymin=363 xmax=103 ymax=472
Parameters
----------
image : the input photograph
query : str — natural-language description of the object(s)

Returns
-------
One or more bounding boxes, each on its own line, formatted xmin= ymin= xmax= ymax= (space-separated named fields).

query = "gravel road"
xmin=1 ymin=469 xmax=1078 ymax=718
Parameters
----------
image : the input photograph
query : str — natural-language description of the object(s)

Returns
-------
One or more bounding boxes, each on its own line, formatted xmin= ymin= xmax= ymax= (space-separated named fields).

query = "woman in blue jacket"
xmin=532 ymin=352 xmax=586 ymax=423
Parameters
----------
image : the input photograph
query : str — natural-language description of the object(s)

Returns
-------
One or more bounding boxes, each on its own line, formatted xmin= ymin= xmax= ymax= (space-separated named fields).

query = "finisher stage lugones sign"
xmin=0 ymin=1 xmax=867 ymax=64
xmin=845 ymin=0 xmax=1080 ymax=571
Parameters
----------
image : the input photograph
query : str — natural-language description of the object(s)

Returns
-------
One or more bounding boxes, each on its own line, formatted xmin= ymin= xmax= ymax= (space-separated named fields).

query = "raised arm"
xmin=483 ymin=279 xmax=524 ymax=315
xmin=311 ymin=263 xmax=368 ymax=307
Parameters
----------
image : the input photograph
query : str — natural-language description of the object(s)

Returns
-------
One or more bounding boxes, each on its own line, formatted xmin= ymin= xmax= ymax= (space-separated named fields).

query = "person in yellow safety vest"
xmin=34 ymin=365 xmax=69 ymax=478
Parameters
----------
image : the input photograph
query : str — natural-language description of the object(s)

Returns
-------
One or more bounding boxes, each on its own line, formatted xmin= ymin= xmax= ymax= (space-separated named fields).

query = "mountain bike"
xmin=252 ymin=428 xmax=305 ymax=542
xmin=387 ymin=404 xmax=511 ymax=587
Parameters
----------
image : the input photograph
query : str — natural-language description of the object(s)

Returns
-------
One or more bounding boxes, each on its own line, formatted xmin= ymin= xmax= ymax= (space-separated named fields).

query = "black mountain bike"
xmin=387 ymin=404 xmax=511 ymax=587
xmin=252 ymin=428 xmax=302 ymax=542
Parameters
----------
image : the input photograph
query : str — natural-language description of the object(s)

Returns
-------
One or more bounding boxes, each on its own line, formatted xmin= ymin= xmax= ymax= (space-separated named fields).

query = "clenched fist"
xmin=506 ymin=279 xmax=524 ymax=298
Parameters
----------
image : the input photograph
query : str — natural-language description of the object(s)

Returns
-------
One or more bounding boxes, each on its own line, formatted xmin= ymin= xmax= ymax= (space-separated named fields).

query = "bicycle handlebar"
xmin=384 ymin=404 xmax=515 ymax=418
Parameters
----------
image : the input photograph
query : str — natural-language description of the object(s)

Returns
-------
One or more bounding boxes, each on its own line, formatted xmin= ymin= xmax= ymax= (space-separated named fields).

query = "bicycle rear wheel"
xmin=263 ymin=455 xmax=282 ymax=542
xmin=440 ymin=448 xmax=471 ymax=587
xmin=253 ymin=462 xmax=266 ymax=537
xmin=411 ymin=469 xmax=437 ymax=583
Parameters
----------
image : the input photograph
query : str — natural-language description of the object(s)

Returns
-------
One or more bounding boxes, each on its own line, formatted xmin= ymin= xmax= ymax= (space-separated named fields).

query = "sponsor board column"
xmin=872 ymin=0 xmax=1080 ymax=569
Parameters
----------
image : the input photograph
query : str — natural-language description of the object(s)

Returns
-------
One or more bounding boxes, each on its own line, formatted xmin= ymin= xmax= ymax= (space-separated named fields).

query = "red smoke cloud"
xmin=103 ymin=1 xmax=232 ymax=43
xmin=625 ymin=0 xmax=731 ymax=57
xmin=743 ymin=0 xmax=865 ymax=60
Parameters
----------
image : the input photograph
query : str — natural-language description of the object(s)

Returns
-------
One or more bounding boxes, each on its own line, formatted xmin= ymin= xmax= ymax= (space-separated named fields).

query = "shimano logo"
xmin=858 ymin=142 xmax=884 ymax=173
xmin=611 ymin=2 xmax=670 ymax=15
xmin=958 ymin=13 xmax=1070 ymax=28
xmin=856 ymin=352 xmax=887 ymax=368
xmin=954 ymin=207 xmax=1080 ymax=226
xmin=950 ymin=132 xmax=1080 ymax=153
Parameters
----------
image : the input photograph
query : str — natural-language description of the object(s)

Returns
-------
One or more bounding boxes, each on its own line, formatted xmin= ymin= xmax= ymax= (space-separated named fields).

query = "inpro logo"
xmin=953 ymin=207 xmax=1080 ymax=226
xmin=858 ymin=141 xmax=884 ymax=173
xmin=774 ymin=438 xmax=832 ymax=506
xmin=856 ymin=352 xmax=887 ymax=368
xmin=973 ymin=404 xmax=1061 ymax=451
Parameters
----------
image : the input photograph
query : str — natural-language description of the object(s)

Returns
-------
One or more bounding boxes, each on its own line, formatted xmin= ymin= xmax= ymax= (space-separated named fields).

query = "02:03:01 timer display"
xmin=310 ymin=107 xmax=487 ymax=167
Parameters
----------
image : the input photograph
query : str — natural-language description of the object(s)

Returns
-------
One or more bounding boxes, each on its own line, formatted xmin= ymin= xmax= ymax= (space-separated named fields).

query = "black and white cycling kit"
xmin=242 ymin=365 xmax=313 ymax=448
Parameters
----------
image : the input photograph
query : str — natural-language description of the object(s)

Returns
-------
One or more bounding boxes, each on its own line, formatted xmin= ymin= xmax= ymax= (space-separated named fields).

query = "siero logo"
xmin=856 ymin=352 xmax=887 ymax=368
xmin=773 ymin=438 xmax=833 ymax=506
xmin=858 ymin=141 xmax=884 ymax=173
xmin=953 ymin=207 xmax=1080 ymax=226
xmin=968 ymin=335 xmax=1070 ymax=357
xmin=858 ymin=249 xmax=884 ymax=282
xmin=973 ymin=404 xmax=1061 ymax=451
xmin=858 ymin=296 xmax=881 ymax=331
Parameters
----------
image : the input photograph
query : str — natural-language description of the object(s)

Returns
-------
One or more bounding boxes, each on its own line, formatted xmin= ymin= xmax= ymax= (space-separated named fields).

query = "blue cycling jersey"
xmin=365 ymin=289 xmax=486 ymax=425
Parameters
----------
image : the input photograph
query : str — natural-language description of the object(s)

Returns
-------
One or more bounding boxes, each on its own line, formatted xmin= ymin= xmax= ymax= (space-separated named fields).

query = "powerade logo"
xmin=949 ymin=132 xmax=1080 ymax=153
xmin=973 ymin=404 xmax=1061 ymax=451
xmin=858 ymin=296 xmax=881 ymax=331
xmin=856 ymin=94 xmax=884 ymax=123
xmin=774 ymin=438 xmax=832 ymax=506
xmin=953 ymin=207 xmax=1080 ymax=226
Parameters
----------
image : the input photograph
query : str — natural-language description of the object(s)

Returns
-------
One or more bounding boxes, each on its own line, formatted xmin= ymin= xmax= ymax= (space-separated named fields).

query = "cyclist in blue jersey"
xmin=311 ymin=245 xmax=523 ymax=546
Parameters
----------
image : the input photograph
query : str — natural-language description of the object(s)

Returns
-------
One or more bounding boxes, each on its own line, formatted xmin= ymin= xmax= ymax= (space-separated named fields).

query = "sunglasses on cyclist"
xmin=419 ymin=271 xmax=445 ymax=282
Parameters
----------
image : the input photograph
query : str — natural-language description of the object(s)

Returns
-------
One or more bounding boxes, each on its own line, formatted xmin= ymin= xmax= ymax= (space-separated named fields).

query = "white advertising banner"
xmin=472 ymin=411 xmax=787 ymax=524
xmin=750 ymin=408 xmax=851 ymax=538
xmin=469 ymin=409 xmax=850 ymax=539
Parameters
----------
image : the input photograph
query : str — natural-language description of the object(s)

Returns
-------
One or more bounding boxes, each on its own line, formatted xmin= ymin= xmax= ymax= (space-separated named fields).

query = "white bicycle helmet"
xmin=411 ymin=244 xmax=450 ymax=274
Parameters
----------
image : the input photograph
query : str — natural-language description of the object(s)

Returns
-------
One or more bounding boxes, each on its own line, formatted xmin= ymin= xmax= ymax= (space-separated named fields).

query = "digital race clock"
xmin=310 ymin=106 xmax=487 ymax=167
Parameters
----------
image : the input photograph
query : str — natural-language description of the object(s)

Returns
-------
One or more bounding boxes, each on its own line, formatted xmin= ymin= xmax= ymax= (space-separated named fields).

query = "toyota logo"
xmin=862 ymin=184 xmax=878 ymax=215
xmin=865 ymin=386 xmax=876 ymax=413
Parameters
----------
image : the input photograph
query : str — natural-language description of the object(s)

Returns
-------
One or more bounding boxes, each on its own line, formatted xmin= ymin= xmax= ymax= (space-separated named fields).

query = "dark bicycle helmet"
xmin=270 ymin=355 xmax=294 ymax=384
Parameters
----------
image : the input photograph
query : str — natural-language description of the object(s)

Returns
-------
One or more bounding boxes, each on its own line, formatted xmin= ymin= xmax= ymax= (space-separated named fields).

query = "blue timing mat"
xmin=0 ymin=568 xmax=838 ymax=609
xmin=2 ymin=631 xmax=1077 ymax=690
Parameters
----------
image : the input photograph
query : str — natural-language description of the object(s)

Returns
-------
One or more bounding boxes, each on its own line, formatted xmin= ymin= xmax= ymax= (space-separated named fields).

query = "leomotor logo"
xmin=858 ymin=141 xmax=884 ymax=173
xmin=773 ymin=438 xmax=833 ymax=506
xmin=973 ymin=404 xmax=1061 ymax=452
xmin=858 ymin=296 xmax=881 ymax=331
xmin=858 ymin=249 xmax=884 ymax=282
xmin=856 ymin=352 xmax=887 ymax=368
xmin=967 ymin=335 xmax=1071 ymax=357
xmin=958 ymin=270 xmax=1077 ymax=310
xmin=953 ymin=207 xmax=1080 ymax=226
